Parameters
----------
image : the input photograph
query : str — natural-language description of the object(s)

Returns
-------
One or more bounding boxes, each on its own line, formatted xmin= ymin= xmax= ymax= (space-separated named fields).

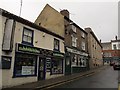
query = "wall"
xmin=112 ymin=42 xmax=120 ymax=50
xmin=85 ymin=28 xmax=103 ymax=68
xmin=35 ymin=4 xmax=64 ymax=38
xmin=2 ymin=17 xmax=64 ymax=87
xmin=101 ymin=42 xmax=111 ymax=50
xmin=0 ymin=14 xmax=3 ymax=89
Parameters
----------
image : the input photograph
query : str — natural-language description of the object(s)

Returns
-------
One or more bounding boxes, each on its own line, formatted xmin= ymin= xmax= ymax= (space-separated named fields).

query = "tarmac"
xmin=2 ymin=66 xmax=107 ymax=90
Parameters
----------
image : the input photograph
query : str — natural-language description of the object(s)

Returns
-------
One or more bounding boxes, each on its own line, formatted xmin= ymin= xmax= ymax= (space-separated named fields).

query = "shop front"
xmin=45 ymin=51 xmax=64 ymax=79
xmin=14 ymin=43 xmax=64 ymax=80
xmin=65 ymin=47 xmax=89 ymax=75
xmin=14 ymin=43 xmax=39 ymax=77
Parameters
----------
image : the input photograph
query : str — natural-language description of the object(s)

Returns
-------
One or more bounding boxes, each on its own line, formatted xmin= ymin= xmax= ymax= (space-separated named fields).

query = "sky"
xmin=0 ymin=0 xmax=119 ymax=42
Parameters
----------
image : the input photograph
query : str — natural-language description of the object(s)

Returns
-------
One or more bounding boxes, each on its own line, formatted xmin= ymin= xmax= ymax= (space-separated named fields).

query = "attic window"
xmin=39 ymin=23 xmax=41 ymax=25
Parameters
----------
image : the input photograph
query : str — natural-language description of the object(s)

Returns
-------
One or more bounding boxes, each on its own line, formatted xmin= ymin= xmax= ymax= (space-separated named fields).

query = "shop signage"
xmin=53 ymin=53 xmax=64 ymax=57
xmin=22 ymin=66 xmax=35 ymax=75
xmin=66 ymin=47 xmax=88 ymax=56
xmin=18 ymin=44 xmax=40 ymax=53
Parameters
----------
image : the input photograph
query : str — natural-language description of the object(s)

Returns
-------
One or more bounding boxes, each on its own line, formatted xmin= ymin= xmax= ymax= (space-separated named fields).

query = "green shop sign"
xmin=18 ymin=44 xmax=40 ymax=53
xmin=53 ymin=53 xmax=64 ymax=57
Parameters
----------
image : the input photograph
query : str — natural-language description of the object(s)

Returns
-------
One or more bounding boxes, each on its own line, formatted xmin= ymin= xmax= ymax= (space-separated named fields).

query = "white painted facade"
xmin=1 ymin=11 xmax=64 ymax=88
xmin=111 ymin=41 xmax=120 ymax=50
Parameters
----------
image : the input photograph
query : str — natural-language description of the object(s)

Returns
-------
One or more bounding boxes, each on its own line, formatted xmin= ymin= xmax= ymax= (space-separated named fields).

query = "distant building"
xmin=101 ymin=36 xmax=120 ymax=65
xmin=85 ymin=28 xmax=103 ymax=69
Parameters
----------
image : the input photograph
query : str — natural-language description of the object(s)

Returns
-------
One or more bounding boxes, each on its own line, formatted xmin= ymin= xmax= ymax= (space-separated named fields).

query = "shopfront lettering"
xmin=66 ymin=47 xmax=88 ymax=56
xmin=17 ymin=44 xmax=40 ymax=53
xmin=53 ymin=53 xmax=64 ymax=57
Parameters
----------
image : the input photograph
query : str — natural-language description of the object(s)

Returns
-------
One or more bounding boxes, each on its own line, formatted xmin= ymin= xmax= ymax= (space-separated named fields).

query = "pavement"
xmin=2 ymin=66 xmax=108 ymax=90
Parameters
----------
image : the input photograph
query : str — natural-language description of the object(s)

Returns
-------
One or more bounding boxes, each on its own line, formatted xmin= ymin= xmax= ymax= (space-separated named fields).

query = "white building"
xmin=111 ymin=36 xmax=120 ymax=50
xmin=1 ymin=8 xmax=65 ymax=88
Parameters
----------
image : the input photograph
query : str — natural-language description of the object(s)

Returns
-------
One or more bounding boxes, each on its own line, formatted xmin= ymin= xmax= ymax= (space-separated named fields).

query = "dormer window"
xmin=71 ymin=25 xmax=76 ymax=33
xmin=81 ymin=32 xmax=85 ymax=38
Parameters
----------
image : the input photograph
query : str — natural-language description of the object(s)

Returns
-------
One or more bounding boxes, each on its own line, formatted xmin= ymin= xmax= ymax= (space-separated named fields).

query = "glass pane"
xmin=24 ymin=29 xmax=29 ymax=35
xmin=27 ymin=37 xmax=32 ymax=43
xmin=23 ymin=36 xmax=28 ymax=42
xmin=28 ymin=31 xmax=32 ymax=37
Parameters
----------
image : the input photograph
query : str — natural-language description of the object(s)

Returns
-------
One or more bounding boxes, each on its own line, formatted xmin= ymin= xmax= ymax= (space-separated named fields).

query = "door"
xmin=38 ymin=58 xmax=46 ymax=80
xmin=65 ymin=56 xmax=71 ymax=75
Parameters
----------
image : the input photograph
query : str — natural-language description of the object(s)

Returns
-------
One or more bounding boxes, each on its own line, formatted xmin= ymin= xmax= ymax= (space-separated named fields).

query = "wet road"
xmin=54 ymin=66 xmax=118 ymax=88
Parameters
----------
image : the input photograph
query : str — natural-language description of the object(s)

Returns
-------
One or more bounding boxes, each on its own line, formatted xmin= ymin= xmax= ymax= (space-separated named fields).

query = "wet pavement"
xmin=54 ymin=66 xmax=118 ymax=88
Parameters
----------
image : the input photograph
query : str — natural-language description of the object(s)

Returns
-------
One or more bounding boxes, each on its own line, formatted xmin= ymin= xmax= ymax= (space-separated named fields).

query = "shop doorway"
xmin=38 ymin=58 xmax=46 ymax=80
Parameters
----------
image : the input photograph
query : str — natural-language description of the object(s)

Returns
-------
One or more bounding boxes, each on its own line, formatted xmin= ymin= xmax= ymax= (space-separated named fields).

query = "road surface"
xmin=53 ymin=66 xmax=118 ymax=88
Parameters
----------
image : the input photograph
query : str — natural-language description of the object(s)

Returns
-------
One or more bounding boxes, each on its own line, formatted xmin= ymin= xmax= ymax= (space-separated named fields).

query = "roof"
xmin=111 ymin=39 xmax=120 ymax=42
xmin=64 ymin=16 xmax=87 ymax=34
xmin=85 ymin=27 xmax=102 ymax=48
xmin=0 ymin=8 xmax=64 ymax=40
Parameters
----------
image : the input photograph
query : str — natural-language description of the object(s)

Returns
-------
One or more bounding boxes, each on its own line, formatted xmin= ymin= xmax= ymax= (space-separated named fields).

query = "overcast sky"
xmin=0 ymin=0 xmax=119 ymax=42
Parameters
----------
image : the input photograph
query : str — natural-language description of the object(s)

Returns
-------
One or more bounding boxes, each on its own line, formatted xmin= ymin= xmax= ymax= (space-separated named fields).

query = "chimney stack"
xmin=100 ymin=39 xmax=101 ymax=43
xmin=115 ymin=35 xmax=117 ymax=40
xmin=60 ymin=9 xmax=69 ymax=18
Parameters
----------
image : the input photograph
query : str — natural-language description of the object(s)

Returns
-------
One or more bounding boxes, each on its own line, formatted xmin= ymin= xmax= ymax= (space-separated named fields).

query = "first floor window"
xmin=14 ymin=53 xmax=37 ymax=76
xmin=54 ymin=38 xmax=60 ymax=51
xmin=113 ymin=44 xmax=117 ymax=50
xmin=71 ymin=35 xmax=77 ymax=47
xmin=81 ymin=42 xmax=85 ymax=50
xmin=22 ymin=27 xmax=33 ymax=45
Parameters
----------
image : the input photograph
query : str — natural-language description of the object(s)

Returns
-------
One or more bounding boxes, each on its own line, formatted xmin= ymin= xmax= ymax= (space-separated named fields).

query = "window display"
xmin=51 ymin=59 xmax=63 ymax=74
xmin=14 ymin=53 xmax=37 ymax=77
xmin=79 ymin=57 xmax=86 ymax=67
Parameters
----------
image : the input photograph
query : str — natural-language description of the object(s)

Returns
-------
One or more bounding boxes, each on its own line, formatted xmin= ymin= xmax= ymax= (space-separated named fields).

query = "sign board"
xmin=22 ymin=66 xmax=35 ymax=75
xmin=17 ymin=44 xmax=40 ymax=53
xmin=66 ymin=47 xmax=88 ymax=56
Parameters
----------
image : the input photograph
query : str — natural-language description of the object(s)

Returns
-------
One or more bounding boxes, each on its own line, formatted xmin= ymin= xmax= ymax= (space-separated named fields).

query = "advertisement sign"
xmin=18 ymin=44 xmax=40 ymax=54
xmin=22 ymin=66 xmax=35 ymax=75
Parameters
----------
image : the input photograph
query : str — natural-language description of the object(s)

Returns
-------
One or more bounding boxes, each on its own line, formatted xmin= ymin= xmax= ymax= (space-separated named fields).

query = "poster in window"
xmin=22 ymin=66 xmax=35 ymax=75
xmin=80 ymin=59 xmax=86 ymax=67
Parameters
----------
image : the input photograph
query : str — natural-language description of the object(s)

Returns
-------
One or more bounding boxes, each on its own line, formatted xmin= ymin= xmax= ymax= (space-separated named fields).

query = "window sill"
xmin=12 ymin=74 xmax=37 ymax=78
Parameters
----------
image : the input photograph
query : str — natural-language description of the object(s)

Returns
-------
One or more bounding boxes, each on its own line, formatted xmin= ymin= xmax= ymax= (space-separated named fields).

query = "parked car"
xmin=113 ymin=61 xmax=120 ymax=70
xmin=110 ymin=61 xmax=115 ymax=66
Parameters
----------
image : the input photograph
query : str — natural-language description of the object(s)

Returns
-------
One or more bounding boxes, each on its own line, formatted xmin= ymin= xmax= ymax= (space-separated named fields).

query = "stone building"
xmin=34 ymin=4 xmax=89 ymax=75
xmin=85 ymin=27 xmax=103 ymax=69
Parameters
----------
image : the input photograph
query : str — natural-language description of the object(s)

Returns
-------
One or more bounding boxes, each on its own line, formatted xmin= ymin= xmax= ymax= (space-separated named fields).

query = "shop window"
xmin=79 ymin=57 xmax=86 ymax=67
xmin=54 ymin=38 xmax=60 ymax=51
xmin=72 ymin=55 xmax=77 ymax=66
xmin=51 ymin=59 xmax=63 ymax=74
xmin=22 ymin=27 xmax=34 ymax=45
xmin=1 ymin=56 xmax=11 ymax=69
xmin=14 ymin=53 xmax=37 ymax=77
